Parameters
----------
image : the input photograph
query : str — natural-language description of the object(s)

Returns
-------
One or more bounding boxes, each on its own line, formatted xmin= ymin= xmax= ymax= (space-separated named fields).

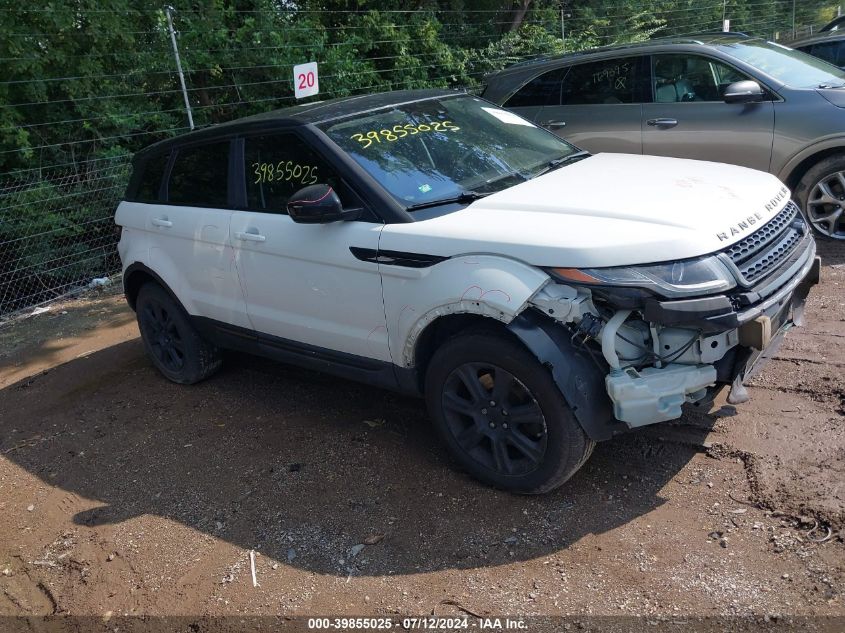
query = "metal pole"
xmin=165 ymin=5 xmax=194 ymax=131
xmin=791 ymin=0 xmax=796 ymax=39
xmin=560 ymin=9 xmax=565 ymax=52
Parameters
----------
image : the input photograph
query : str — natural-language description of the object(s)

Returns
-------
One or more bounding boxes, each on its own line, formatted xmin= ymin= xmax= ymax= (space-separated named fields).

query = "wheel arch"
xmin=411 ymin=313 xmax=516 ymax=391
xmin=412 ymin=308 xmax=621 ymax=442
xmin=779 ymin=141 xmax=845 ymax=191
xmin=123 ymin=262 xmax=183 ymax=313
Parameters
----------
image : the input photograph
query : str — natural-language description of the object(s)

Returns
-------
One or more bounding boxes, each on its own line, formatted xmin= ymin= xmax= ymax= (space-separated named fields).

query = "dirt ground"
xmin=0 ymin=241 xmax=843 ymax=627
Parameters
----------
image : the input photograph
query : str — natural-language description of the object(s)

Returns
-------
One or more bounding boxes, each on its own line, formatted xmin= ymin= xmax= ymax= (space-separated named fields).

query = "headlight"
xmin=548 ymin=255 xmax=736 ymax=299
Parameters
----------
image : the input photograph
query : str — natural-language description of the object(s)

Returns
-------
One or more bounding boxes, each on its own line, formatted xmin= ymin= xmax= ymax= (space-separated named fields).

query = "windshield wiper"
xmin=818 ymin=82 xmax=845 ymax=89
xmin=405 ymin=190 xmax=489 ymax=212
xmin=531 ymin=150 xmax=591 ymax=179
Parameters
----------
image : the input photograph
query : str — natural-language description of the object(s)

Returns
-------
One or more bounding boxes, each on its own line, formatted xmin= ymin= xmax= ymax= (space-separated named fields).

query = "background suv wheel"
xmin=425 ymin=328 xmax=594 ymax=494
xmin=796 ymin=154 xmax=845 ymax=240
xmin=136 ymin=282 xmax=222 ymax=384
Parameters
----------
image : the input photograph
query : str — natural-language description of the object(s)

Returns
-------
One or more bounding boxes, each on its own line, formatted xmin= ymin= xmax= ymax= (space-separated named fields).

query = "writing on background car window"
xmin=592 ymin=62 xmax=631 ymax=87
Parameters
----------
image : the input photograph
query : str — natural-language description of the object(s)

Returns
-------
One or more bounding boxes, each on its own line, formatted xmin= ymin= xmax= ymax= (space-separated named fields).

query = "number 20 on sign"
xmin=294 ymin=62 xmax=319 ymax=99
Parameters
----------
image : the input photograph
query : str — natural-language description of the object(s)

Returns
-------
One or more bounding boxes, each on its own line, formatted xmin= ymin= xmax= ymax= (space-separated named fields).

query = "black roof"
xmin=136 ymin=88 xmax=462 ymax=160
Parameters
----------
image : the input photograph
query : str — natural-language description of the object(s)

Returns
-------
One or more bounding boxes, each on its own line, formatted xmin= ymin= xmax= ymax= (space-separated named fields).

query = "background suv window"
xmin=504 ymin=67 xmax=566 ymax=107
xmin=167 ymin=142 xmax=230 ymax=207
xmin=243 ymin=134 xmax=351 ymax=212
xmin=560 ymin=57 xmax=646 ymax=105
xmin=653 ymin=54 xmax=750 ymax=102
xmin=802 ymin=41 xmax=845 ymax=68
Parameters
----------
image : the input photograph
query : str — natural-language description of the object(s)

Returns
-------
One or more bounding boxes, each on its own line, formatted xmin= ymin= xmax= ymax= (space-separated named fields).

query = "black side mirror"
xmin=287 ymin=184 xmax=359 ymax=224
xmin=723 ymin=80 xmax=766 ymax=104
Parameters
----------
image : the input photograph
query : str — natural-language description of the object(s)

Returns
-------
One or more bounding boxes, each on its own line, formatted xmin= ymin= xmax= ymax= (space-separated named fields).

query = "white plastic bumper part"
xmin=605 ymin=364 xmax=718 ymax=428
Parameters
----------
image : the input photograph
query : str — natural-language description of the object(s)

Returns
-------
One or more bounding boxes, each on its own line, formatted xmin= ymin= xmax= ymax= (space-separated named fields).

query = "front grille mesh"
xmin=723 ymin=200 xmax=805 ymax=285
xmin=724 ymin=201 xmax=798 ymax=263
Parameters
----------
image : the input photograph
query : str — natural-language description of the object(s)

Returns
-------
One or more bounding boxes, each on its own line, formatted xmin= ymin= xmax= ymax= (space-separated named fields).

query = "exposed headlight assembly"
xmin=549 ymin=255 xmax=736 ymax=299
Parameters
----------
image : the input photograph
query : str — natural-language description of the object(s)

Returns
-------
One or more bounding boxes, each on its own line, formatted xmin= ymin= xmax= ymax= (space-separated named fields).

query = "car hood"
xmin=381 ymin=153 xmax=791 ymax=268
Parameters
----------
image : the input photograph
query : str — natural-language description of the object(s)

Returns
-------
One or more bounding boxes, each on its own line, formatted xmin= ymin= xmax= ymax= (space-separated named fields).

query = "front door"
xmin=642 ymin=53 xmax=775 ymax=171
xmin=229 ymin=132 xmax=389 ymax=362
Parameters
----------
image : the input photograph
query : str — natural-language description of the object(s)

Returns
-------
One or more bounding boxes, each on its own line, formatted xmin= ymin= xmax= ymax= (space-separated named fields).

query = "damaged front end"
xmin=514 ymin=200 xmax=820 ymax=439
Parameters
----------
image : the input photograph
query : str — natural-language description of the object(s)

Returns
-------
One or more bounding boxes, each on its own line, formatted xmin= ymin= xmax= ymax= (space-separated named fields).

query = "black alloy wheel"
xmin=441 ymin=363 xmax=548 ymax=477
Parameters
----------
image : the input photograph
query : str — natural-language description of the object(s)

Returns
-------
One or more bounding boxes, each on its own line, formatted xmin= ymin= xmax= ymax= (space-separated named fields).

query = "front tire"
xmin=136 ymin=282 xmax=222 ymax=384
xmin=425 ymin=330 xmax=595 ymax=494
xmin=795 ymin=154 xmax=845 ymax=240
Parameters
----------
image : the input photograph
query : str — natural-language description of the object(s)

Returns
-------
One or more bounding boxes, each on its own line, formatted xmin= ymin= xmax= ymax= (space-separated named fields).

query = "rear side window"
xmin=167 ymin=142 xmax=230 ymax=207
xmin=504 ymin=68 xmax=567 ymax=107
xmin=561 ymin=57 xmax=646 ymax=105
xmin=134 ymin=152 xmax=170 ymax=203
xmin=243 ymin=133 xmax=351 ymax=212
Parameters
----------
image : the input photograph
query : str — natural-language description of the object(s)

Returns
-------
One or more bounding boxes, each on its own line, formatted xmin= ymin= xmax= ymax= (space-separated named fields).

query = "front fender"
xmin=776 ymin=135 xmax=845 ymax=184
xmin=380 ymin=255 xmax=549 ymax=367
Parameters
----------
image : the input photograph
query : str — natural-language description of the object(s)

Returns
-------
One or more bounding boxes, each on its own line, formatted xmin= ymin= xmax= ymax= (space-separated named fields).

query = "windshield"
xmin=717 ymin=39 xmax=845 ymax=88
xmin=318 ymin=95 xmax=579 ymax=208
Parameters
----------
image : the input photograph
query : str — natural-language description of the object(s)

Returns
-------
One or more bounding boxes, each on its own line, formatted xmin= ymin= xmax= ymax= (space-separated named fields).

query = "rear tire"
xmin=795 ymin=154 xmax=845 ymax=240
xmin=425 ymin=330 xmax=595 ymax=494
xmin=136 ymin=283 xmax=222 ymax=384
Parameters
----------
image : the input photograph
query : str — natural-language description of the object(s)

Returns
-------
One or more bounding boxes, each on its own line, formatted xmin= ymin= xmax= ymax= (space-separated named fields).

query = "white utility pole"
xmin=165 ymin=5 xmax=194 ymax=130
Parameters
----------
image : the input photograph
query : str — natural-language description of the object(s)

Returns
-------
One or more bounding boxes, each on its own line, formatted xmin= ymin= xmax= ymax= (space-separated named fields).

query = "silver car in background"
xmin=482 ymin=34 xmax=845 ymax=240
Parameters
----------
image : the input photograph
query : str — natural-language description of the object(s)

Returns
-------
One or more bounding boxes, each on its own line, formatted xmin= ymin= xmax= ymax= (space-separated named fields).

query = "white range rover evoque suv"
xmin=115 ymin=89 xmax=820 ymax=493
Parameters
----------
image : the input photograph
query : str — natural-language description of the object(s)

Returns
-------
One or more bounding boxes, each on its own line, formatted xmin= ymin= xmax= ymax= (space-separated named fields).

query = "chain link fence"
xmin=0 ymin=156 xmax=130 ymax=315
xmin=0 ymin=2 xmax=838 ymax=318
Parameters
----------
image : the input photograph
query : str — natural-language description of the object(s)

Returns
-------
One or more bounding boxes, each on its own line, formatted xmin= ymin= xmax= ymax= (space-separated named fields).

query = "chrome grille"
xmin=723 ymin=201 xmax=806 ymax=285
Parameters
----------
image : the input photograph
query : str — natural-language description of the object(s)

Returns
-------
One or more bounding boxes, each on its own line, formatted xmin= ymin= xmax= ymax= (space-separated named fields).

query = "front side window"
xmin=504 ymin=67 xmax=567 ymax=108
xmin=560 ymin=57 xmax=645 ymax=105
xmin=653 ymin=54 xmax=751 ymax=102
xmin=319 ymin=95 xmax=579 ymax=208
xmin=717 ymin=39 xmax=845 ymax=88
xmin=243 ymin=133 xmax=352 ymax=212
xmin=167 ymin=142 xmax=229 ymax=207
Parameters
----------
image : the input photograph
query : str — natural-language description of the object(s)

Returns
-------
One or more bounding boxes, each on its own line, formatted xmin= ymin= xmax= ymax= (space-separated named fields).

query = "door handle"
xmin=647 ymin=118 xmax=678 ymax=128
xmin=542 ymin=120 xmax=567 ymax=128
xmin=234 ymin=230 xmax=266 ymax=243
xmin=151 ymin=217 xmax=172 ymax=228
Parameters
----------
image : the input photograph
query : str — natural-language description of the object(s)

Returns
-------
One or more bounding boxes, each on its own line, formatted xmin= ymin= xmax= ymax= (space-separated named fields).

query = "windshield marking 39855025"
xmin=319 ymin=95 xmax=580 ymax=211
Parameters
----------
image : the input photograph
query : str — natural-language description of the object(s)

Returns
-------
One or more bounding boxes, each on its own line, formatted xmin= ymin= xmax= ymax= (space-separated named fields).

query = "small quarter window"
xmin=504 ymin=68 xmax=567 ymax=108
xmin=134 ymin=152 xmax=170 ymax=203
xmin=167 ymin=142 xmax=230 ymax=207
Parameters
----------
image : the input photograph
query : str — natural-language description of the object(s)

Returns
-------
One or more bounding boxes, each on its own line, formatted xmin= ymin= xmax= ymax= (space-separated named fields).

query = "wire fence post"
xmin=165 ymin=5 xmax=194 ymax=131
xmin=791 ymin=0 xmax=796 ymax=38
xmin=560 ymin=9 xmax=566 ymax=51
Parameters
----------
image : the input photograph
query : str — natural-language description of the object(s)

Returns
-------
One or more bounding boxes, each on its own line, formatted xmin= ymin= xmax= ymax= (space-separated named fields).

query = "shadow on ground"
xmin=0 ymin=340 xmax=711 ymax=577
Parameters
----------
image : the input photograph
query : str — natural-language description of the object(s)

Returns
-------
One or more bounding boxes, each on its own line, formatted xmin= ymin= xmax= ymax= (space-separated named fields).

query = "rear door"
xmin=229 ymin=131 xmax=389 ymax=361
xmin=641 ymin=53 xmax=775 ymax=171
xmin=531 ymin=56 xmax=649 ymax=154
xmin=148 ymin=141 xmax=251 ymax=329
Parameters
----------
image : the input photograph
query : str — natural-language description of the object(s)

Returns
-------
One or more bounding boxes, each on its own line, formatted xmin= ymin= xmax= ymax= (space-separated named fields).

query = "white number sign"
xmin=293 ymin=62 xmax=319 ymax=99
